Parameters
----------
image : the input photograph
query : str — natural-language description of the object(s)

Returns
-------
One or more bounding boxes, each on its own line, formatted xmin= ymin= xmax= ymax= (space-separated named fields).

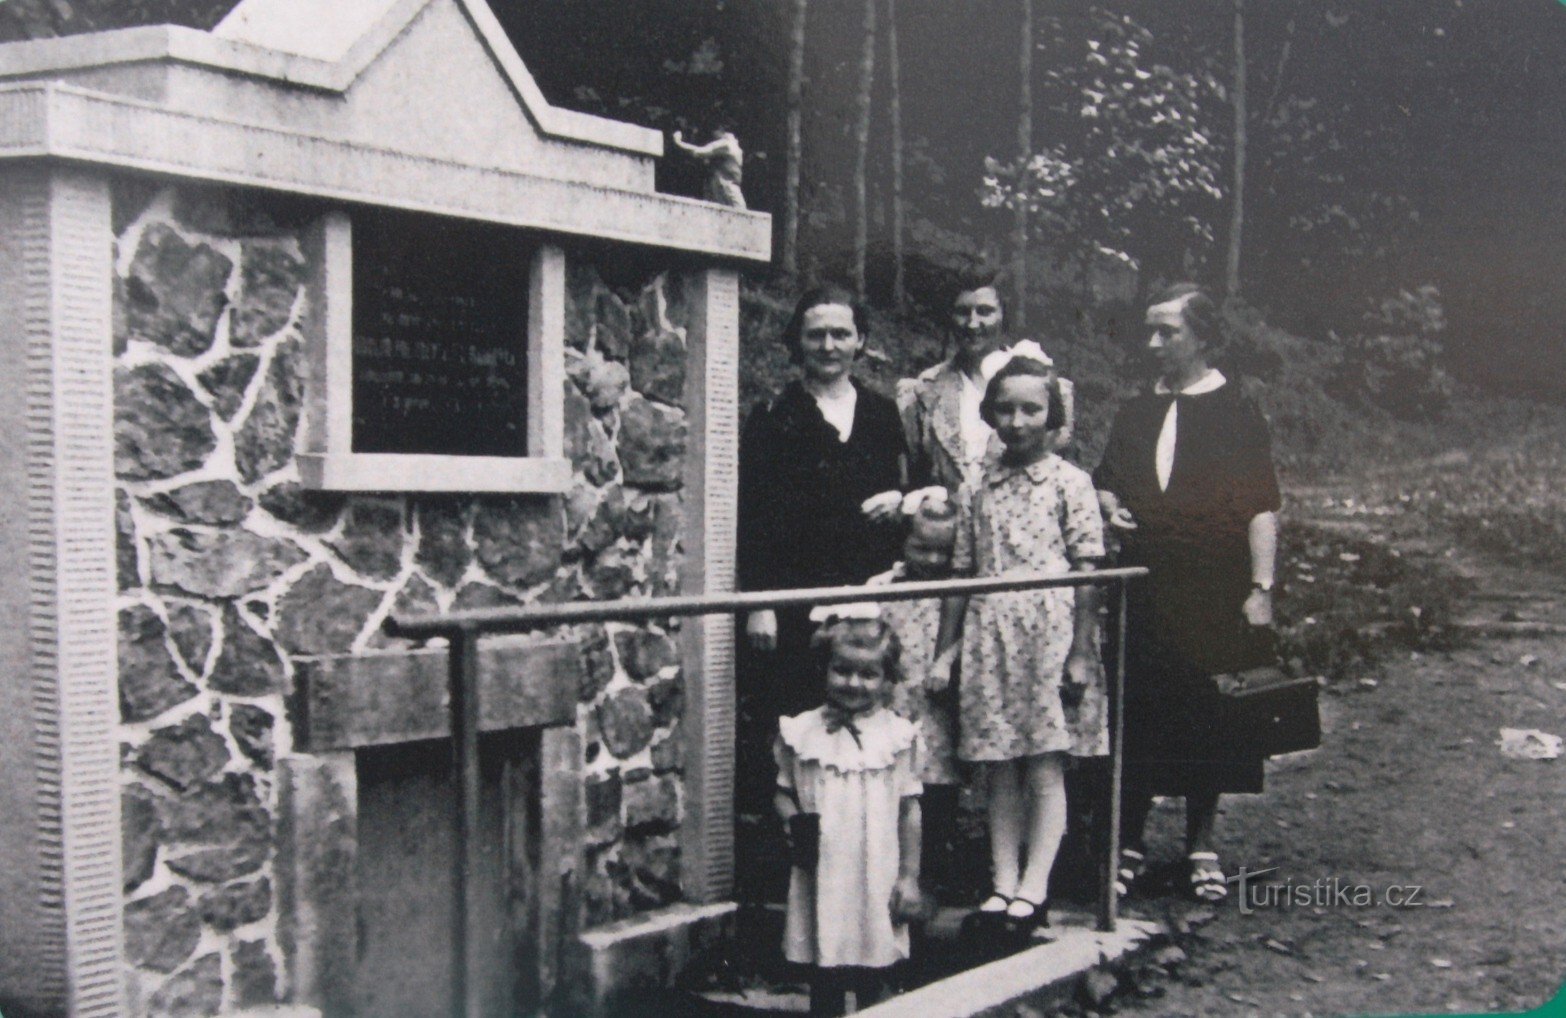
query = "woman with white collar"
xmin=898 ymin=272 xmax=1074 ymax=494
xmin=1093 ymin=282 xmax=1281 ymax=904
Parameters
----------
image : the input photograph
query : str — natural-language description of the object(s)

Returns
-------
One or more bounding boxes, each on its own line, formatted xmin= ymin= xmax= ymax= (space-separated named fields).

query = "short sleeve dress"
xmin=774 ymin=707 xmax=923 ymax=969
xmin=868 ymin=564 xmax=960 ymax=786
xmin=953 ymin=454 xmax=1107 ymax=762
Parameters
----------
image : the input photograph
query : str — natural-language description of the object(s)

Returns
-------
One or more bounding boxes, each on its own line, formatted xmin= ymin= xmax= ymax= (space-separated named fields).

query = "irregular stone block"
xmin=472 ymin=497 xmax=564 ymax=588
xmin=452 ymin=581 xmax=521 ymax=611
xmin=235 ymin=335 xmax=305 ymax=483
xmin=630 ymin=329 xmax=687 ymax=407
xmin=198 ymin=877 xmax=272 ymax=931
xmin=623 ymin=774 xmax=679 ymax=833
xmin=563 ymin=382 xmax=618 ymax=486
xmin=646 ymin=677 xmax=684 ymax=728
xmin=126 ymin=886 xmax=201 ymax=974
xmin=618 ymin=395 xmax=687 ymax=491
xmin=585 ymin=770 xmax=623 ymax=846
xmin=569 ymin=349 xmax=630 ymax=412
xmin=413 ymin=497 xmax=470 ymax=588
xmin=595 ymin=288 xmax=631 ymax=359
xmin=621 ymin=834 xmax=682 ymax=911
xmin=210 ymin=605 xmax=285 ymax=696
xmin=159 ymin=773 xmax=270 ymax=883
xmin=149 ymin=528 xmax=307 ymax=598
xmin=147 ymin=951 xmax=222 ymax=1017
xmin=136 ymin=714 xmax=231 ymax=791
xmin=647 ymin=493 xmax=684 ymax=596
xmin=579 ymin=625 xmax=615 ymax=704
xmin=231 ymin=939 xmax=278 ymax=1007
xmin=258 ymin=480 xmax=343 ymax=532
xmin=115 ymin=363 xmax=218 ymax=480
xmin=229 ymin=703 xmax=275 ymax=770
xmin=614 ymin=628 xmax=678 ymax=682
xmin=574 ymin=485 xmax=653 ymax=557
xmin=234 ymin=241 xmax=304 ymax=347
xmin=326 ymin=498 xmax=404 ymax=580
xmin=196 ymin=353 xmax=259 ymax=420
xmin=119 ymin=605 xmax=198 ymax=722
xmin=123 ymin=783 xmax=161 ymax=891
xmin=565 ymin=258 xmax=598 ymax=351
xmin=650 ymin=725 xmax=683 ymax=774
xmin=584 ymin=544 xmax=637 ymax=600
xmin=124 ymin=223 xmax=231 ymax=357
xmin=597 ymin=686 xmax=654 ymax=759
xmin=275 ymin=564 xmax=380 ymax=656
xmin=166 ymin=602 xmax=214 ymax=677
xmin=144 ymin=479 xmax=252 ymax=525
xmin=117 ymin=489 xmax=140 ymax=591
xmin=367 ymin=574 xmax=440 ymax=649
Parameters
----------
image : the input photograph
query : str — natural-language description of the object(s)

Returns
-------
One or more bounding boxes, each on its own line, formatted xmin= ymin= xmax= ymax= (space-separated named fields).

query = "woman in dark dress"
xmin=1093 ymin=283 xmax=1281 ymax=903
xmin=734 ymin=285 xmax=908 ymax=896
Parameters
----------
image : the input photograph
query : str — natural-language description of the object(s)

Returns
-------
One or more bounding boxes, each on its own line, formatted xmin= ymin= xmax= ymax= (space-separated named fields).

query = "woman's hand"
xmin=1062 ymin=647 xmax=1101 ymax=708
xmin=746 ymin=609 xmax=778 ymax=651
xmin=860 ymin=489 xmax=905 ymax=522
xmin=1242 ymin=587 xmax=1274 ymax=627
xmin=889 ymin=875 xmax=926 ymax=924
xmin=1097 ymin=489 xmax=1136 ymax=531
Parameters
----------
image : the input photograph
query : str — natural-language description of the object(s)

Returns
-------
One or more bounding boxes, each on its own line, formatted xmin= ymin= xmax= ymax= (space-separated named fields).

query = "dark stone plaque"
xmin=352 ymin=209 xmax=531 ymax=457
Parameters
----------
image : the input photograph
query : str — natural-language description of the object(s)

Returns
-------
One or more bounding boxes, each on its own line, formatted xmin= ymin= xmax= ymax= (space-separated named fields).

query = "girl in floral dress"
xmin=934 ymin=345 xmax=1107 ymax=933
xmin=774 ymin=609 xmax=924 ymax=1016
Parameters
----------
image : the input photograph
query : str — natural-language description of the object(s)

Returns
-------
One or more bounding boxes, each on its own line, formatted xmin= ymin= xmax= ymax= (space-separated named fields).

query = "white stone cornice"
xmin=0 ymin=83 xmax=771 ymax=262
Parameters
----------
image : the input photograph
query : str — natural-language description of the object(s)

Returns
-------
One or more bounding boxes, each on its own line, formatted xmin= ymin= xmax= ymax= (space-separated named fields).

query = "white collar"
xmin=1154 ymin=368 xmax=1226 ymax=396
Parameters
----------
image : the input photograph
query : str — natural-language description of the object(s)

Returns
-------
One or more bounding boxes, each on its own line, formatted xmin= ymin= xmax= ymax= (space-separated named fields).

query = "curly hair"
xmin=808 ymin=617 xmax=906 ymax=687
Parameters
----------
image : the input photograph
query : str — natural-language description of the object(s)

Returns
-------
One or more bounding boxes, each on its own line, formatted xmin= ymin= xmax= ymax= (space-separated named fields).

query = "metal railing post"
xmin=1098 ymin=578 xmax=1129 ymax=933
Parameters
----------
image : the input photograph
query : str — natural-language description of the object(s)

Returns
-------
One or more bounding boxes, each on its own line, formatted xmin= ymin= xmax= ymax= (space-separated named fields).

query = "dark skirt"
xmin=1114 ymin=538 xmax=1265 ymax=796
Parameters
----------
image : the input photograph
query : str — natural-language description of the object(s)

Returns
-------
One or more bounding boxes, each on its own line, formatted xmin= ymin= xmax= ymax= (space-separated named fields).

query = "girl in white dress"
xmin=774 ymin=608 xmax=925 ymax=1016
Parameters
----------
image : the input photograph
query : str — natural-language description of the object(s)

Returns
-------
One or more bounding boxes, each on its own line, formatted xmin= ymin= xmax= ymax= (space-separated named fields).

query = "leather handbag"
xmin=1214 ymin=626 xmax=1322 ymax=758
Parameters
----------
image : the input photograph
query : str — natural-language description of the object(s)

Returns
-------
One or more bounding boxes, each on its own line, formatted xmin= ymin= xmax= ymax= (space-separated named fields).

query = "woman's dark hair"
xmin=944 ymin=267 xmax=1006 ymax=314
xmin=1150 ymin=281 xmax=1224 ymax=357
xmin=781 ymin=284 xmax=870 ymax=364
xmin=978 ymin=355 xmax=1065 ymax=431
xmin=809 ymin=617 xmax=907 ymax=686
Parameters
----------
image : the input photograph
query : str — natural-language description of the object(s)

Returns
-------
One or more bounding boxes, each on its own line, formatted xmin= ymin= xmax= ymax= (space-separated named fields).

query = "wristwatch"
xmin=1251 ymin=580 xmax=1274 ymax=593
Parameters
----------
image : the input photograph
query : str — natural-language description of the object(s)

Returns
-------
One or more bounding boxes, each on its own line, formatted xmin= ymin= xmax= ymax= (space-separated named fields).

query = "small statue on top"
xmin=672 ymin=123 xmax=745 ymax=209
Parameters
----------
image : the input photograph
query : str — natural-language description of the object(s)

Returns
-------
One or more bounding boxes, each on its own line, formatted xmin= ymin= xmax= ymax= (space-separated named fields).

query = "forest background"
xmin=7 ymin=0 xmax=1566 ymax=678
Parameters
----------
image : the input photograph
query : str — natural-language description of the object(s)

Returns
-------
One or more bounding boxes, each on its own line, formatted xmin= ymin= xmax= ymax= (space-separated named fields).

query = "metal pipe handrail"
xmin=386 ymin=566 xmax=1146 ymax=1018
xmin=383 ymin=565 xmax=1149 ymax=638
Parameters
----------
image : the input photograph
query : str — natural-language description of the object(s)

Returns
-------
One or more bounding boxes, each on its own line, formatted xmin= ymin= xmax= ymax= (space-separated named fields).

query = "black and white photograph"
xmin=0 ymin=0 xmax=1561 ymax=1015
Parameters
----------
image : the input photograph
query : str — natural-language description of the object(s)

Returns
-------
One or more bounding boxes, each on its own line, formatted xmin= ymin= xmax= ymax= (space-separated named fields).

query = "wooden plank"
xmin=295 ymin=636 xmax=578 ymax=751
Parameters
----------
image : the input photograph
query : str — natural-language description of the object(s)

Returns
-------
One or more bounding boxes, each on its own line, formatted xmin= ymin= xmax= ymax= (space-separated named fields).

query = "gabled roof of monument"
xmin=0 ymin=0 xmax=770 ymax=260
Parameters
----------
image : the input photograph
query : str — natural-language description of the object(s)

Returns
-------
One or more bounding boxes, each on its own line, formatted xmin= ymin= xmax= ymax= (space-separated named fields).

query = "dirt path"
xmin=1102 ymin=487 xmax=1566 ymax=1017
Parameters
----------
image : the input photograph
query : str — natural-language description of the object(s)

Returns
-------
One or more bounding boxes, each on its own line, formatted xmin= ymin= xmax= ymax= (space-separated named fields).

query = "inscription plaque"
xmin=352 ymin=209 xmax=532 ymax=457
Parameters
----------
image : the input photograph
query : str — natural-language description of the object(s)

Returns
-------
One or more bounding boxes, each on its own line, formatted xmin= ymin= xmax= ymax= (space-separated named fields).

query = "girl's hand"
xmin=1062 ymin=648 xmax=1100 ymax=707
xmin=889 ymin=876 xmax=926 ymax=924
xmin=1097 ymin=490 xmax=1137 ymax=531
xmin=930 ymin=644 xmax=959 ymax=690
xmin=1242 ymin=587 xmax=1274 ymax=627
xmin=860 ymin=490 xmax=905 ymax=522
xmin=746 ymin=609 xmax=778 ymax=651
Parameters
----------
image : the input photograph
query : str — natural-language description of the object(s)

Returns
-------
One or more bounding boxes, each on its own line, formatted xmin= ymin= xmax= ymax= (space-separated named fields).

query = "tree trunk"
xmin=1013 ymin=0 xmax=1033 ymax=328
xmin=1226 ymin=0 xmax=1247 ymax=299
xmin=782 ymin=0 xmax=808 ymax=278
xmin=853 ymin=0 xmax=876 ymax=298
xmin=887 ymin=0 xmax=905 ymax=307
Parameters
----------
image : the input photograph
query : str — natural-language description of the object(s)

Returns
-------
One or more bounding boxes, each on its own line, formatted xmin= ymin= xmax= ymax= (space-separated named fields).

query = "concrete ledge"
xmin=574 ymin=901 xmax=739 ymax=1016
xmin=857 ymin=917 xmax=1163 ymax=1018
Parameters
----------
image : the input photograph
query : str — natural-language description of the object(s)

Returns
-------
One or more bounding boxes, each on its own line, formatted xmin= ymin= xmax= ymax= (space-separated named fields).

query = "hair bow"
xmin=979 ymin=339 xmax=1054 ymax=385
xmin=808 ymin=601 xmax=882 ymax=625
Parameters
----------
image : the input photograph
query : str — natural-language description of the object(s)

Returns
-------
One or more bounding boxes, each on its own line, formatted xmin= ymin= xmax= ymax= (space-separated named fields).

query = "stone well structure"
xmin=0 ymin=1 xmax=768 ymax=1015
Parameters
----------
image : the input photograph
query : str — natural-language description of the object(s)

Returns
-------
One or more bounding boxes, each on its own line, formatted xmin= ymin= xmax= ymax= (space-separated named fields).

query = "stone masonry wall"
xmin=112 ymin=180 xmax=694 ymax=1016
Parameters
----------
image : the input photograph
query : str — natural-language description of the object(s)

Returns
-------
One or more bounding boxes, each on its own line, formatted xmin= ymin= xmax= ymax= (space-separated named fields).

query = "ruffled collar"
xmin=779 ymin=706 xmax=918 ymax=773
xmin=983 ymin=450 xmax=1060 ymax=487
